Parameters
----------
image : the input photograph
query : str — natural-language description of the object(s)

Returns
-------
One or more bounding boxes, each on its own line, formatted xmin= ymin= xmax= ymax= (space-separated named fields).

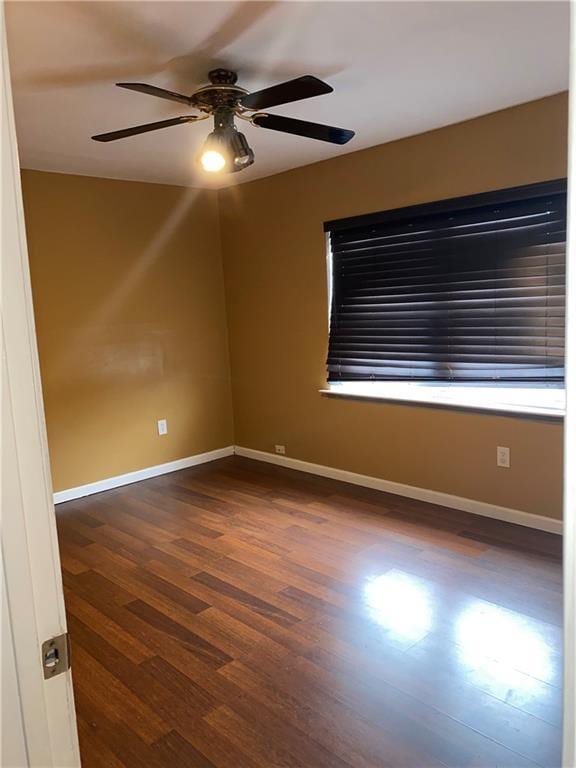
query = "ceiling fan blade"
xmin=92 ymin=115 xmax=199 ymax=142
xmin=252 ymin=113 xmax=354 ymax=145
xmin=116 ymin=82 xmax=193 ymax=106
xmin=240 ymin=75 xmax=333 ymax=111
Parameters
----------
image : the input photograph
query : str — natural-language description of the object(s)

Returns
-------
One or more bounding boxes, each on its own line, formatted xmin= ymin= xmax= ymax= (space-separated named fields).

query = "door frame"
xmin=1 ymin=5 xmax=80 ymax=765
xmin=563 ymin=6 xmax=576 ymax=765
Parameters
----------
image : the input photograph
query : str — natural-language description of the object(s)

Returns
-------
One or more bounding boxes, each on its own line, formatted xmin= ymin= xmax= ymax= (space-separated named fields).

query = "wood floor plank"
xmin=63 ymin=567 xmax=137 ymax=607
xmin=258 ymin=650 xmax=541 ymax=768
xmin=191 ymin=571 xmax=304 ymax=627
xmin=152 ymin=730 xmax=217 ymax=768
xmin=69 ymin=616 xmax=215 ymax=734
xmin=163 ymin=719 xmax=262 ymax=768
xmin=71 ymin=642 xmax=170 ymax=745
xmin=57 ymin=456 xmax=562 ymax=767
xmin=74 ymin=548 xmax=211 ymax=625
xmin=147 ymin=559 xmax=316 ymax=656
xmin=205 ymin=703 xmax=353 ymax=768
xmin=64 ymin=589 xmax=154 ymax=664
xmin=187 ymin=606 xmax=292 ymax=667
xmin=77 ymin=716 xmax=127 ymax=768
xmin=126 ymin=600 xmax=232 ymax=669
xmin=305 ymin=643 xmax=561 ymax=766
xmin=218 ymin=660 xmax=447 ymax=768
xmin=75 ymin=689 xmax=168 ymax=768
xmin=141 ymin=656 xmax=219 ymax=715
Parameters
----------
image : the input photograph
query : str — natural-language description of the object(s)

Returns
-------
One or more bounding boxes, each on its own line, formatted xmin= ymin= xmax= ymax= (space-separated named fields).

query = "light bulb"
xmin=201 ymin=149 xmax=226 ymax=173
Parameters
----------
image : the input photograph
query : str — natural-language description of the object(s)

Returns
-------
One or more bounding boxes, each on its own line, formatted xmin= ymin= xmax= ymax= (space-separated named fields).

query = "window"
xmin=324 ymin=180 xmax=566 ymax=416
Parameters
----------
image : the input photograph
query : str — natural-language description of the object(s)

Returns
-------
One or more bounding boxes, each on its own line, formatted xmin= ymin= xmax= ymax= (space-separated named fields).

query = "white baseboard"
xmin=235 ymin=446 xmax=562 ymax=535
xmin=53 ymin=446 xmax=234 ymax=504
xmin=53 ymin=442 xmax=562 ymax=535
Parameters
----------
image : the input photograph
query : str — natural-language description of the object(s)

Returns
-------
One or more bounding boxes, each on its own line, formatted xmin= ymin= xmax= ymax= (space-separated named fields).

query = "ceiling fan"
xmin=92 ymin=68 xmax=355 ymax=174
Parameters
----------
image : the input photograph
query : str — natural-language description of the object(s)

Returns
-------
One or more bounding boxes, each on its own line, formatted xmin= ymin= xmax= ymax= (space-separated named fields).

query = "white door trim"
xmin=1 ymin=5 xmax=80 ymax=765
xmin=563 ymin=6 xmax=576 ymax=764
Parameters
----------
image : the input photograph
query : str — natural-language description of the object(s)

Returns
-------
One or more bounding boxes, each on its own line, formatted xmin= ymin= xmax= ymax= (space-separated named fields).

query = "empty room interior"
xmin=3 ymin=1 xmax=572 ymax=766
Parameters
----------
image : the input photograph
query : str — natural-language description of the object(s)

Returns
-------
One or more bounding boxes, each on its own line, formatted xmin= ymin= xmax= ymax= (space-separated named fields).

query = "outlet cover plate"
xmin=497 ymin=446 xmax=510 ymax=468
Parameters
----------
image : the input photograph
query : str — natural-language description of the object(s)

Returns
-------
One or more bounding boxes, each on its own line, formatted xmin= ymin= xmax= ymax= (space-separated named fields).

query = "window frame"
xmin=323 ymin=180 xmax=567 ymax=417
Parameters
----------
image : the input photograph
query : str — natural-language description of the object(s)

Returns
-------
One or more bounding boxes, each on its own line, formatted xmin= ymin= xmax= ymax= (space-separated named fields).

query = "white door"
xmin=1 ymin=4 xmax=80 ymax=765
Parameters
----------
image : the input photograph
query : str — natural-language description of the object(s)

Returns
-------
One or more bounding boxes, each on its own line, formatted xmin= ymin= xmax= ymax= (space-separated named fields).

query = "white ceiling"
xmin=6 ymin=0 xmax=570 ymax=190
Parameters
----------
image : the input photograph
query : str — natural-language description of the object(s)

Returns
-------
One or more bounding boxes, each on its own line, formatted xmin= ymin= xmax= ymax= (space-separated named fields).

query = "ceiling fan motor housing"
xmin=191 ymin=71 xmax=247 ymax=112
xmin=208 ymin=68 xmax=238 ymax=85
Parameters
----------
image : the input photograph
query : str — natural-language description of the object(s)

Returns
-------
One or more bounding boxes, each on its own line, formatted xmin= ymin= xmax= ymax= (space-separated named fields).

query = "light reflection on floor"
xmin=362 ymin=569 xmax=558 ymax=697
xmin=455 ymin=600 xmax=555 ymax=685
xmin=362 ymin=570 xmax=433 ymax=644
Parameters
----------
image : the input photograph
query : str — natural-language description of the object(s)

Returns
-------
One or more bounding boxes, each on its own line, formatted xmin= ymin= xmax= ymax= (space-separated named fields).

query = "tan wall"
xmin=219 ymin=93 xmax=567 ymax=520
xmin=21 ymin=170 xmax=234 ymax=492
xmin=21 ymin=94 xmax=567 ymax=517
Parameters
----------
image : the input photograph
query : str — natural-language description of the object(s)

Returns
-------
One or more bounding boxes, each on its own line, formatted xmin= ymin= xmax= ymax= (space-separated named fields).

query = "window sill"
xmin=319 ymin=383 xmax=565 ymax=420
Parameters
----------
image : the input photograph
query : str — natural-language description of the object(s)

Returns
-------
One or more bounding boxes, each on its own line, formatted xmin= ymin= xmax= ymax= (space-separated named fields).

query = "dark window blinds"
xmin=325 ymin=180 xmax=567 ymax=383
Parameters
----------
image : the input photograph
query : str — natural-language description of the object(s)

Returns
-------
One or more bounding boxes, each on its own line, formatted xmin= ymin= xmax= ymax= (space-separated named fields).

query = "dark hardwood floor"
xmin=55 ymin=456 xmax=563 ymax=768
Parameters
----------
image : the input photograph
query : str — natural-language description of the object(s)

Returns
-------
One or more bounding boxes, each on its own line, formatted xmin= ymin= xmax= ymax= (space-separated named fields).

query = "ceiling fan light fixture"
xmin=199 ymin=129 xmax=227 ymax=173
xmin=230 ymin=130 xmax=254 ymax=170
xmin=200 ymin=108 xmax=254 ymax=174
xmin=200 ymin=147 xmax=227 ymax=173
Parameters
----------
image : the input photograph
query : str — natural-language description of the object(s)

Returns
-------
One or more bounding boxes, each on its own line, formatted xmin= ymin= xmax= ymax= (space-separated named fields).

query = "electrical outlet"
xmin=157 ymin=419 xmax=168 ymax=436
xmin=496 ymin=446 xmax=510 ymax=468
xmin=275 ymin=444 xmax=286 ymax=455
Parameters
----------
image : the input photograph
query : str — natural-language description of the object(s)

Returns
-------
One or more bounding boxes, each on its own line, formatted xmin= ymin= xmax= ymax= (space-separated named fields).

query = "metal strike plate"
xmin=41 ymin=633 xmax=70 ymax=679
